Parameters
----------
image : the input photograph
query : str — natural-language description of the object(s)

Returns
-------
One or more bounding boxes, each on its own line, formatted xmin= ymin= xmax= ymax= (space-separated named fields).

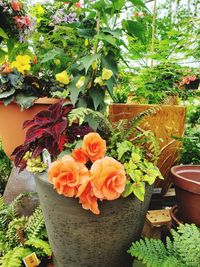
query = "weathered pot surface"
xmin=171 ymin=165 xmax=200 ymax=226
xmin=35 ymin=172 xmax=153 ymax=267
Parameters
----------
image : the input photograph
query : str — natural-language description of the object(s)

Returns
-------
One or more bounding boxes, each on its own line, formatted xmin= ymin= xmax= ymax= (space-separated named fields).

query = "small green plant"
xmin=0 ymin=141 xmax=12 ymax=195
xmin=0 ymin=194 xmax=51 ymax=266
xmin=129 ymin=224 xmax=200 ymax=267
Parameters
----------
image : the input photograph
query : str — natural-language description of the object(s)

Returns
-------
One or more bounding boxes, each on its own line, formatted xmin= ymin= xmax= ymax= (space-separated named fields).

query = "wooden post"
xmin=150 ymin=0 xmax=157 ymax=68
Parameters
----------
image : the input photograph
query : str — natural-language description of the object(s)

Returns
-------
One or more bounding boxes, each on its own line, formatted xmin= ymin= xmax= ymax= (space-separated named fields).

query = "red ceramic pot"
xmin=171 ymin=165 xmax=200 ymax=226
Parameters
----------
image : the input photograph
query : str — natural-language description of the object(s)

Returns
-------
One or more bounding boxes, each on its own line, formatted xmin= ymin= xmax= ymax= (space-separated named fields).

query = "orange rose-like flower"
xmin=72 ymin=148 xmax=89 ymax=164
xmin=77 ymin=179 xmax=100 ymax=215
xmin=90 ymin=157 xmax=126 ymax=200
xmin=82 ymin=133 xmax=106 ymax=162
xmin=48 ymin=155 xmax=88 ymax=197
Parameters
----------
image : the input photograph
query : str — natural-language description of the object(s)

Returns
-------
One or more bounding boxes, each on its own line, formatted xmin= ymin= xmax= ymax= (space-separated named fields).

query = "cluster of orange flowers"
xmin=48 ymin=133 xmax=126 ymax=215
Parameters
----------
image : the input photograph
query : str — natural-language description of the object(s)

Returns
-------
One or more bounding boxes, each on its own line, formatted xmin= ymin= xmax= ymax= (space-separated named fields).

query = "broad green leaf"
xmin=97 ymin=32 xmax=117 ymax=47
xmin=89 ymin=87 xmax=105 ymax=110
xmin=80 ymin=54 xmax=101 ymax=74
xmin=122 ymin=20 xmax=146 ymax=41
xmin=122 ymin=181 xmax=133 ymax=198
xmin=132 ymin=182 xmax=145 ymax=201
xmin=41 ymin=49 xmax=63 ymax=63
xmin=0 ymin=89 xmax=15 ymax=99
xmin=112 ymin=0 xmax=125 ymax=10
xmin=129 ymin=0 xmax=146 ymax=8
xmin=15 ymin=94 xmax=37 ymax=110
xmin=0 ymin=27 xmax=8 ymax=39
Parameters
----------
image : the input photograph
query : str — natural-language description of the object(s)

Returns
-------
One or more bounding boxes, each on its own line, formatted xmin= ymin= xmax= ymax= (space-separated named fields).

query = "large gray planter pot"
xmin=35 ymin=173 xmax=153 ymax=267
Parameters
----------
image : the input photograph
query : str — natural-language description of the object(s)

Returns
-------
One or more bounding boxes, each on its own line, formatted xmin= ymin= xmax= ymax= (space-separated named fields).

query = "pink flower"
xmin=76 ymin=2 xmax=81 ymax=8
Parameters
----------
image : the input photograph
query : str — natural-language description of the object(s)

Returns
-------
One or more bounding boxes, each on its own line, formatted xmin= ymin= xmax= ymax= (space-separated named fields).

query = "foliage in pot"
xmin=0 ymin=194 xmax=52 ymax=267
xmin=131 ymin=62 xmax=200 ymax=105
xmin=129 ymin=223 xmax=200 ymax=267
xmin=0 ymin=0 xmax=150 ymax=110
xmin=14 ymin=102 xmax=163 ymax=266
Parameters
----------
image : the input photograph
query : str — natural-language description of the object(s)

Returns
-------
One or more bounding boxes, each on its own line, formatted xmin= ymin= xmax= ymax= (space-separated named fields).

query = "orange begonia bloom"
xmin=77 ymin=179 xmax=100 ymax=215
xmin=90 ymin=157 xmax=126 ymax=200
xmin=48 ymin=155 xmax=89 ymax=198
xmin=72 ymin=148 xmax=89 ymax=164
xmin=82 ymin=133 xmax=106 ymax=162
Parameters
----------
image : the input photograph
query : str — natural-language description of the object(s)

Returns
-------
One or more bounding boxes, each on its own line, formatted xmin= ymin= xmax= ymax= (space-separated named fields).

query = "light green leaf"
xmin=132 ymin=182 xmax=145 ymax=201
xmin=117 ymin=141 xmax=133 ymax=160
xmin=41 ymin=49 xmax=63 ymax=63
xmin=122 ymin=181 xmax=133 ymax=198
xmin=0 ymin=27 xmax=8 ymax=39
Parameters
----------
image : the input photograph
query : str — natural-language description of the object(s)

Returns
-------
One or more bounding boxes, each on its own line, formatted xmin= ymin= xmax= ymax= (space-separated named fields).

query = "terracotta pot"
xmin=170 ymin=205 xmax=184 ymax=228
xmin=35 ymin=173 xmax=153 ymax=267
xmin=171 ymin=165 xmax=200 ymax=226
xmin=0 ymin=98 xmax=58 ymax=157
xmin=109 ymin=104 xmax=186 ymax=194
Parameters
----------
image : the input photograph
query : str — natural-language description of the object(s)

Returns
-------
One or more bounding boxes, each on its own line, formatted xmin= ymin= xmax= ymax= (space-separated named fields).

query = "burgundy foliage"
xmin=12 ymin=101 xmax=93 ymax=171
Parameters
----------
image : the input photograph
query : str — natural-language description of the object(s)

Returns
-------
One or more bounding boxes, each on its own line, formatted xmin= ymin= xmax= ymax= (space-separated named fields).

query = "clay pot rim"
xmin=171 ymin=165 xmax=200 ymax=185
xmin=0 ymin=97 xmax=60 ymax=106
xmin=109 ymin=103 xmax=184 ymax=108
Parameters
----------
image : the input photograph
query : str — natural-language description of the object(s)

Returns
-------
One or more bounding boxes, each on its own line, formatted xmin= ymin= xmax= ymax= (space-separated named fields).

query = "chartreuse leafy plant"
xmin=128 ymin=224 xmax=200 ymax=267
xmin=0 ymin=194 xmax=51 ymax=267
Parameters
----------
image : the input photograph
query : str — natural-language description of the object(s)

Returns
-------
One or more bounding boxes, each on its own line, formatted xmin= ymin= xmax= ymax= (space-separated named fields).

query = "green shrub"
xmin=0 ymin=141 xmax=12 ymax=195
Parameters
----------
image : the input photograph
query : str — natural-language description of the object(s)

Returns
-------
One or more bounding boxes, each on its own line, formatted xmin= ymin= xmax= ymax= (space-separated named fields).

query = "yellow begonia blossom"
xmin=11 ymin=55 xmax=31 ymax=74
xmin=84 ymin=39 xmax=89 ymax=47
xmin=94 ymin=76 xmax=104 ymax=86
xmin=55 ymin=70 xmax=70 ymax=85
xmin=37 ymin=5 xmax=45 ymax=15
xmin=102 ymin=68 xmax=113 ymax=80
xmin=76 ymin=76 xmax=85 ymax=89
xmin=92 ymin=60 xmax=98 ymax=70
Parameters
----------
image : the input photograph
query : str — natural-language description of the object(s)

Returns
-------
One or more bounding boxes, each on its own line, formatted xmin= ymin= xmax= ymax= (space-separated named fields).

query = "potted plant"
xmin=13 ymin=102 xmax=163 ymax=266
xmin=0 ymin=0 xmax=148 ymax=156
xmin=109 ymin=62 xmax=187 ymax=194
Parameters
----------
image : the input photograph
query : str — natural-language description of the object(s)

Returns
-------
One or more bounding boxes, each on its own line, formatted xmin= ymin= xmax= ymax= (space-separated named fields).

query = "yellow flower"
xmin=92 ymin=60 xmax=98 ymax=70
xmin=55 ymin=70 xmax=70 ymax=85
xmin=102 ymin=68 xmax=113 ymax=80
xmin=76 ymin=76 xmax=85 ymax=89
xmin=84 ymin=39 xmax=89 ymax=47
xmin=94 ymin=76 xmax=104 ymax=86
xmin=11 ymin=55 xmax=31 ymax=74
xmin=37 ymin=4 xmax=45 ymax=15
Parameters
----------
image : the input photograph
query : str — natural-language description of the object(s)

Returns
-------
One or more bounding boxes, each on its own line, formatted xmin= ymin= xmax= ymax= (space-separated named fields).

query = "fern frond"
xmin=0 ymin=247 xmax=31 ymax=267
xmin=25 ymin=208 xmax=45 ymax=239
xmin=25 ymin=238 xmax=52 ymax=256
xmin=6 ymin=217 xmax=26 ymax=249
xmin=0 ymin=197 xmax=4 ymax=212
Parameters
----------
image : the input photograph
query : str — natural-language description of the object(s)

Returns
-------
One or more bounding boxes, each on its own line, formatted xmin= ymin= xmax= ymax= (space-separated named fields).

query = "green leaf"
xmin=0 ymin=27 xmax=8 ymax=39
xmin=112 ymin=0 xmax=125 ymax=10
xmin=122 ymin=20 xmax=146 ymax=41
xmin=80 ymin=54 xmax=101 ymax=74
xmin=129 ymin=0 xmax=146 ymax=8
xmin=117 ymin=141 xmax=133 ymax=160
xmin=89 ymin=87 xmax=105 ymax=110
xmin=3 ymin=95 xmax=15 ymax=106
xmin=122 ymin=181 xmax=133 ymax=197
xmin=132 ymin=182 xmax=145 ymax=201
xmin=97 ymin=32 xmax=117 ymax=47
xmin=0 ymin=89 xmax=15 ymax=99
xmin=41 ymin=49 xmax=63 ymax=63
xmin=15 ymin=94 xmax=37 ymax=110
